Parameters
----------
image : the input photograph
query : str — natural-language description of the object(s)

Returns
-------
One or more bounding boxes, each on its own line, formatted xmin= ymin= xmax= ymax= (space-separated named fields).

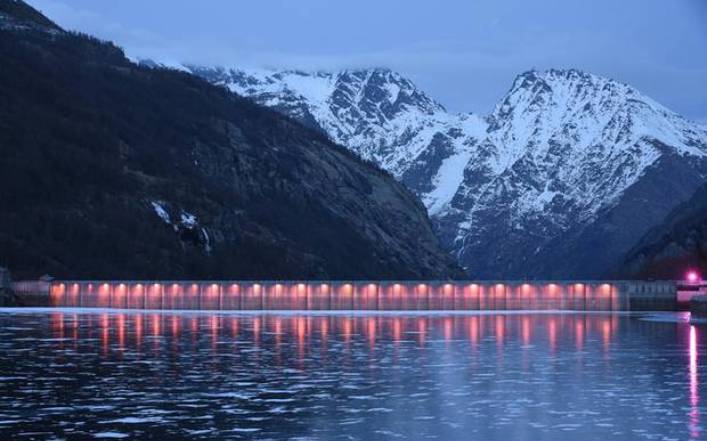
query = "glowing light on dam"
xmin=40 ymin=280 xmax=675 ymax=311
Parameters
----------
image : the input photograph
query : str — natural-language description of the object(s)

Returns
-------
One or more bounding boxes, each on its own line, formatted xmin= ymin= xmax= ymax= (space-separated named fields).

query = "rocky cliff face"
xmin=186 ymin=65 xmax=707 ymax=278
xmin=0 ymin=0 xmax=463 ymax=280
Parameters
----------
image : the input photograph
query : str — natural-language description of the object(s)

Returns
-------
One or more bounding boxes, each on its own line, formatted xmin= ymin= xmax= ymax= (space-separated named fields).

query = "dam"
xmin=12 ymin=280 xmax=677 ymax=311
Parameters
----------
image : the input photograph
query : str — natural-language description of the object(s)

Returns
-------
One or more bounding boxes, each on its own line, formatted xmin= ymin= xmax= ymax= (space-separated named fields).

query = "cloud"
xmin=25 ymin=0 xmax=707 ymax=119
xmin=30 ymin=0 xmax=168 ymax=54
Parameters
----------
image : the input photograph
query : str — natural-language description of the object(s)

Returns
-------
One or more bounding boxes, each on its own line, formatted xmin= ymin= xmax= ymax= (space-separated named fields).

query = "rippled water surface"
xmin=0 ymin=310 xmax=704 ymax=440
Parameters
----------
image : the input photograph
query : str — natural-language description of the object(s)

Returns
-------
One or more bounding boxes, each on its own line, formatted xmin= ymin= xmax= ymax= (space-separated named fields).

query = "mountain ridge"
xmin=180 ymin=63 xmax=707 ymax=278
xmin=0 ymin=0 xmax=464 ymax=280
xmin=0 ymin=0 xmax=60 ymax=31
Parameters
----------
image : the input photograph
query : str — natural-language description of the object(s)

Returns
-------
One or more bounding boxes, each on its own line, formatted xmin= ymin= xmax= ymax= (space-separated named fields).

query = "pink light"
xmin=687 ymin=270 xmax=701 ymax=283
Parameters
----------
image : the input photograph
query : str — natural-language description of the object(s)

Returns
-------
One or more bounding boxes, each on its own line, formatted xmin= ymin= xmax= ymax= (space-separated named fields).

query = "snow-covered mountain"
xmin=186 ymin=66 xmax=489 ymax=214
xmin=439 ymin=69 xmax=707 ymax=278
xmin=183 ymin=65 xmax=707 ymax=278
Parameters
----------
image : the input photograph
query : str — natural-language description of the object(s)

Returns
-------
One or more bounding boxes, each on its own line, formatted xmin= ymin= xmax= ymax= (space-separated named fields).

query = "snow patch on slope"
xmin=151 ymin=201 xmax=172 ymax=226
xmin=150 ymin=200 xmax=211 ymax=253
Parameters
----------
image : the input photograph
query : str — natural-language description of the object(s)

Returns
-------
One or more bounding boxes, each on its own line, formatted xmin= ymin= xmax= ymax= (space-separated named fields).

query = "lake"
xmin=0 ymin=310 xmax=703 ymax=440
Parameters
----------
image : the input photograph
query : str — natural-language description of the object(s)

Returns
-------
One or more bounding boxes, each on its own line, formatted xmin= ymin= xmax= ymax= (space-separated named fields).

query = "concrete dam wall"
xmin=11 ymin=280 xmax=677 ymax=311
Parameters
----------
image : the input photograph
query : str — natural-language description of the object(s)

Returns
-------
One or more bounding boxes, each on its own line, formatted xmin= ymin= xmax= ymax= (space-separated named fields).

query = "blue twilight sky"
xmin=28 ymin=0 xmax=707 ymax=122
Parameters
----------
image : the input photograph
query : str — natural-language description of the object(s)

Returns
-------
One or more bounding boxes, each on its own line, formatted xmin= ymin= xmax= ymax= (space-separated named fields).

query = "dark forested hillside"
xmin=620 ymin=184 xmax=707 ymax=279
xmin=0 ymin=1 xmax=463 ymax=280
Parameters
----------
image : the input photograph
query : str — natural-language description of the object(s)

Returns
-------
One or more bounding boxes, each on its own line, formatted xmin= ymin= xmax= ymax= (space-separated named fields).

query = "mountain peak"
xmin=510 ymin=68 xmax=622 ymax=93
xmin=495 ymin=67 xmax=707 ymax=151
xmin=342 ymin=66 xmax=393 ymax=75
xmin=0 ymin=0 xmax=61 ymax=32
xmin=183 ymin=65 xmax=450 ymax=163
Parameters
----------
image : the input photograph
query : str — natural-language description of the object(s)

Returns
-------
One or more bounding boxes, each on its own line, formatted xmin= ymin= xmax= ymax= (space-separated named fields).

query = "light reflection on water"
xmin=0 ymin=311 xmax=703 ymax=440
xmin=690 ymin=325 xmax=700 ymax=439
